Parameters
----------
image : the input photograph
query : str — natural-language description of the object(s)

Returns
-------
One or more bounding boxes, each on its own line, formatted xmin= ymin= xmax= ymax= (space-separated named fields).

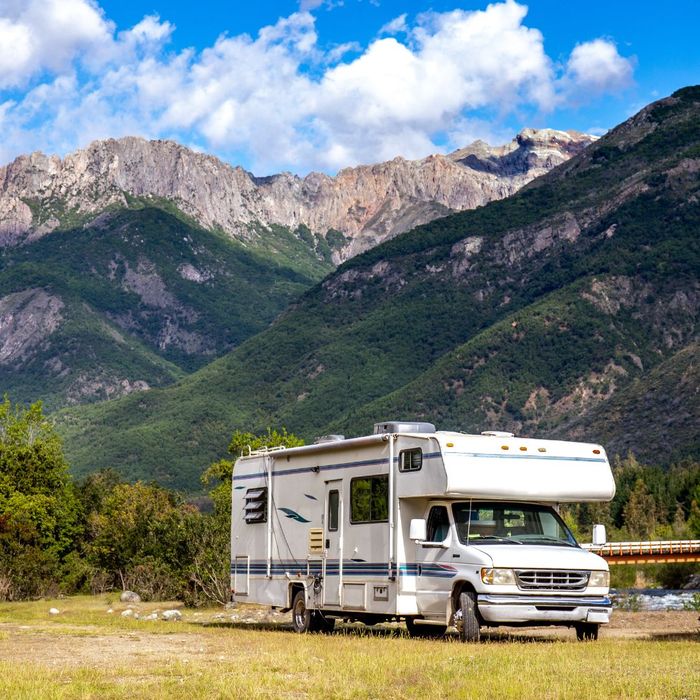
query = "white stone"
xmin=120 ymin=590 xmax=141 ymax=603
xmin=48 ymin=608 xmax=60 ymax=615
xmin=161 ymin=609 xmax=182 ymax=622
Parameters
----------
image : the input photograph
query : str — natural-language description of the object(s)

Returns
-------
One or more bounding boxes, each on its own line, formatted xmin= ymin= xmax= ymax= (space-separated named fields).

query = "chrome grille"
xmin=515 ymin=569 xmax=589 ymax=591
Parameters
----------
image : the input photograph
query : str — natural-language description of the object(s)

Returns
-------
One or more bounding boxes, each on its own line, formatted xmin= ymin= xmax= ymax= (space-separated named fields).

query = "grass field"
xmin=0 ymin=596 xmax=697 ymax=699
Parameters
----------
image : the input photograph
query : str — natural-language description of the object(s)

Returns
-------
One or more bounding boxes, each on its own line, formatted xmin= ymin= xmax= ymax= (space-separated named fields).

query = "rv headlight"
xmin=588 ymin=570 xmax=610 ymax=587
xmin=481 ymin=568 xmax=516 ymax=585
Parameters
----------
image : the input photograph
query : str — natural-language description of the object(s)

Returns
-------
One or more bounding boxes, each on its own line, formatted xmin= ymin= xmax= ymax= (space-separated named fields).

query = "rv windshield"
xmin=452 ymin=501 xmax=577 ymax=547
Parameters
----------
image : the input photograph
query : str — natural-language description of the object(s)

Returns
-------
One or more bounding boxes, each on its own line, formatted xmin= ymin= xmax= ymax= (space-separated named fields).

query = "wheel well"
xmin=451 ymin=580 xmax=476 ymax=612
xmin=289 ymin=582 xmax=305 ymax=608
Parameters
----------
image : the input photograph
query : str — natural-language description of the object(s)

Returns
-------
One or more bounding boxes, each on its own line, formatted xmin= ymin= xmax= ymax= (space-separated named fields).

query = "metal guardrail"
xmin=582 ymin=540 xmax=700 ymax=565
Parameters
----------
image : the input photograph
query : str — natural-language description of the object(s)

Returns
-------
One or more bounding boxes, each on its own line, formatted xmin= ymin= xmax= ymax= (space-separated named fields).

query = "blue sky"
xmin=1 ymin=0 xmax=698 ymax=174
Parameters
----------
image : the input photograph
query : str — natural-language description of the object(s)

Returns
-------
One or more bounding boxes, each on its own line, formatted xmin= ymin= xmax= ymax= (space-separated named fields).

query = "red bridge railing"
xmin=583 ymin=540 xmax=700 ymax=565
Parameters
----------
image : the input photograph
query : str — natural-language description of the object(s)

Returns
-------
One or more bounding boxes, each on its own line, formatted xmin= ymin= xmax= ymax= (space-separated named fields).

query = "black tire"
xmin=575 ymin=622 xmax=599 ymax=641
xmin=291 ymin=590 xmax=312 ymax=633
xmin=458 ymin=591 xmax=480 ymax=642
xmin=405 ymin=617 xmax=447 ymax=638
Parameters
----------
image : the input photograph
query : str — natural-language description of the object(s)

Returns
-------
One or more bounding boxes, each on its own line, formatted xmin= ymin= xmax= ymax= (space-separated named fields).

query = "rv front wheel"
xmin=457 ymin=591 xmax=480 ymax=642
xmin=575 ymin=622 xmax=599 ymax=641
xmin=292 ymin=590 xmax=312 ymax=633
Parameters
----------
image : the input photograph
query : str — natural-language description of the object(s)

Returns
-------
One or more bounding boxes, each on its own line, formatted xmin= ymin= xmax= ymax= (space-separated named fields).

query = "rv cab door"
xmin=414 ymin=504 xmax=453 ymax=617
xmin=323 ymin=480 xmax=343 ymax=606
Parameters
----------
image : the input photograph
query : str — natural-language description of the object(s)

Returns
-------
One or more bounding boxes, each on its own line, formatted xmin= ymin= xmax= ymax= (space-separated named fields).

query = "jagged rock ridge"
xmin=0 ymin=129 xmax=595 ymax=261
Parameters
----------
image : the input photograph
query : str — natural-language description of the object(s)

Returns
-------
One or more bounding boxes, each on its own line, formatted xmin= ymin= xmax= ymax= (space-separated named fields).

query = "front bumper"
xmin=477 ymin=594 xmax=612 ymax=625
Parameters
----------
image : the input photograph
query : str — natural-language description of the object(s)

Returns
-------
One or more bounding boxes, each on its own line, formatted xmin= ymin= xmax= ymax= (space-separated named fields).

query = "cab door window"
xmin=426 ymin=505 xmax=450 ymax=542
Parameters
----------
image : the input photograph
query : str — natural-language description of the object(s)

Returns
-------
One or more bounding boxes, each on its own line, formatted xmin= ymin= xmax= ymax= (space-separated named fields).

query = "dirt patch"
xmin=0 ymin=606 xmax=697 ymax=670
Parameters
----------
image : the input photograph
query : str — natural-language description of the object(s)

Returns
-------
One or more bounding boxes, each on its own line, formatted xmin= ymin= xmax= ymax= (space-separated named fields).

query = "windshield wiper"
xmin=468 ymin=535 xmax=524 ymax=545
xmin=523 ymin=535 xmax=576 ymax=547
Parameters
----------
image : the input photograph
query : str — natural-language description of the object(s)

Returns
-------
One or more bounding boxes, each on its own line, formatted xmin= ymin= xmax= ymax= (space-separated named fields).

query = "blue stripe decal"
xmin=233 ymin=452 xmax=443 ymax=482
xmin=231 ymin=559 xmax=457 ymax=579
xmin=233 ymin=449 xmax=604 ymax=481
xmin=449 ymin=452 xmax=606 ymax=463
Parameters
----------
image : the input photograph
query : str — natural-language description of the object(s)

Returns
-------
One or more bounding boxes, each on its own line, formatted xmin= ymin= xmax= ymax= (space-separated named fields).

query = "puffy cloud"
xmin=564 ymin=38 xmax=634 ymax=95
xmin=0 ymin=0 xmax=112 ymax=88
xmin=0 ymin=0 xmax=635 ymax=174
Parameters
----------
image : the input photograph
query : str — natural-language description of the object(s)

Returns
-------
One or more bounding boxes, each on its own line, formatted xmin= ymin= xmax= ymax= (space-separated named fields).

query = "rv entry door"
xmin=323 ymin=480 xmax=343 ymax=606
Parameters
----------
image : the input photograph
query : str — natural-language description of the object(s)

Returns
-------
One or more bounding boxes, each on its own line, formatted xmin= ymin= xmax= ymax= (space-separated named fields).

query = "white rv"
xmin=230 ymin=422 xmax=615 ymax=641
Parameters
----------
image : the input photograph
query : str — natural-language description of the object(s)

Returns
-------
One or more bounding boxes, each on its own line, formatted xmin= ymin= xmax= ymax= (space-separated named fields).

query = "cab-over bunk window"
xmin=399 ymin=448 xmax=422 ymax=472
xmin=350 ymin=476 xmax=388 ymax=523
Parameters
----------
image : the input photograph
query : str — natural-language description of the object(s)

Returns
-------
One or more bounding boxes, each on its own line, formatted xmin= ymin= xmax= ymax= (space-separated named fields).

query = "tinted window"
xmin=350 ymin=476 xmax=388 ymax=523
xmin=426 ymin=505 xmax=450 ymax=542
xmin=328 ymin=490 xmax=339 ymax=531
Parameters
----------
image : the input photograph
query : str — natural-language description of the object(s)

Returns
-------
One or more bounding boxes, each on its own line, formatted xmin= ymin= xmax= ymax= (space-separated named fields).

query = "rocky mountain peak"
xmin=0 ymin=129 xmax=596 ymax=261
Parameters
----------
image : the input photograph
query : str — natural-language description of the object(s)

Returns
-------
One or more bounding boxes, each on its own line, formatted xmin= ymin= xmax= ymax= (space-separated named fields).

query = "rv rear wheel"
xmin=457 ymin=591 xmax=480 ymax=642
xmin=291 ymin=591 xmax=335 ymax=633
xmin=292 ymin=590 xmax=312 ymax=633
xmin=405 ymin=618 xmax=447 ymax=638
xmin=575 ymin=622 xmax=599 ymax=641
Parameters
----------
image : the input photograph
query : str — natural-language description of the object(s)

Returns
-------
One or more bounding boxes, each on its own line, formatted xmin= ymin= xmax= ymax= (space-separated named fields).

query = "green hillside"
xmin=0 ymin=206 xmax=330 ymax=408
xmin=58 ymin=87 xmax=700 ymax=491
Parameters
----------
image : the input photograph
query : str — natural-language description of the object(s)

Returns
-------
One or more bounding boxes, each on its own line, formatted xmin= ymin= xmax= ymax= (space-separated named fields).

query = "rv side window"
xmin=399 ymin=448 xmax=422 ymax=472
xmin=350 ymin=476 xmax=388 ymax=523
xmin=244 ymin=487 xmax=267 ymax=524
xmin=328 ymin=490 xmax=339 ymax=531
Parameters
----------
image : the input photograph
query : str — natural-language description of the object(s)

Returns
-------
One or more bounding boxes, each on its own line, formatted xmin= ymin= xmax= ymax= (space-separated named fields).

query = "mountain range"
xmin=0 ymin=128 xmax=590 ymax=409
xmin=52 ymin=87 xmax=699 ymax=491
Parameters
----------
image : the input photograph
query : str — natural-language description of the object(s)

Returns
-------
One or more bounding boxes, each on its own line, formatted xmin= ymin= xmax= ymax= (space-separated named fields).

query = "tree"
xmin=688 ymin=485 xmax=700 ymax=538
xmin=87 ymin=481 xmax=196 ymax=599
xmin=622 ymin=478 xmax=657 ymax=540
xmin=0 ymin=398 xmax=79 ymax=599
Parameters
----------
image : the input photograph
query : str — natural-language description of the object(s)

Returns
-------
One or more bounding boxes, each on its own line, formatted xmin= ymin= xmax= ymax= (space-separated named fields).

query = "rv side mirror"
xmin=592 ymin=524 xmax=607 ymax=546
xmin=409 ymin=519 xmax=427 ymax=542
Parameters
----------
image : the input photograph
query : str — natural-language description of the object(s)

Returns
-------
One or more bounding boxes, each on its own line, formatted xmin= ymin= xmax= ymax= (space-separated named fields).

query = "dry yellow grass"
xmin=0 ymin=596 xmax=697 ymax=699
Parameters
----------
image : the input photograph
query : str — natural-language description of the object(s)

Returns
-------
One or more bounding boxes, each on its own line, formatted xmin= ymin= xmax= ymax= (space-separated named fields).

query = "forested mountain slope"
xmin=58 ymin=87 xmax=699 ymax=491
xmin=0 ymin=206 xmax=324 ymax=408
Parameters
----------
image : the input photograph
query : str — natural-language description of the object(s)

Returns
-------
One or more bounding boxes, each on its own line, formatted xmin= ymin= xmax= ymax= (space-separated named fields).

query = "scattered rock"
xmin=682 ymin=573 xmax=700 ymax=590
xmin=121 ymin=609 xmax=135 ymax=618
xmin=143 ymin=613 xmax=159 ymax=621
xmin=120 ymin=590 xmax=141 ymax=603
xmin=48 ymin=608 xmax=60 ymax=615
xmin=106 ymin=609 xmax=113 ymax=614
xmin=161 ymin=609 xmax=182 ymax=622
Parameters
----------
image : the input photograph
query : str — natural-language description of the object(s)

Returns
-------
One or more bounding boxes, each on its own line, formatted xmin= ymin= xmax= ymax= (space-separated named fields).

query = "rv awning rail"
xmin=245 ymin=433 xmax=390 ymax=459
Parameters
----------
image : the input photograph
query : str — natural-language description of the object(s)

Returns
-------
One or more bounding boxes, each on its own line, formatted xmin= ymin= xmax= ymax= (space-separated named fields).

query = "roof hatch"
xmin=373 ymin=421 xmax=436 ymax=435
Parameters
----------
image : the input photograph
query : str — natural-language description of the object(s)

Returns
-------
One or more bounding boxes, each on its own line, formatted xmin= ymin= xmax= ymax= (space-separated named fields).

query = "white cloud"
xmin=564 ymin=38 xmax=634 ymax=95
xmin=0 ymin=0 xmax=112 ymax=88
xmin=0 ymin=1 xmax=635 ymax=174
xmin=379 ymin=14 xmax=408 ymax=36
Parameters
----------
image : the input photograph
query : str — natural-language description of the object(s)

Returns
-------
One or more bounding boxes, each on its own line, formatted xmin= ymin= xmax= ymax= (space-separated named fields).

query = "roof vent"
xmin=314 ymin=434 xmax=345 ymax=444
xmin=481 ymin=431 xmax=515 ymax=437
xmin=373 ymin=421 xmax=436 ymax=435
